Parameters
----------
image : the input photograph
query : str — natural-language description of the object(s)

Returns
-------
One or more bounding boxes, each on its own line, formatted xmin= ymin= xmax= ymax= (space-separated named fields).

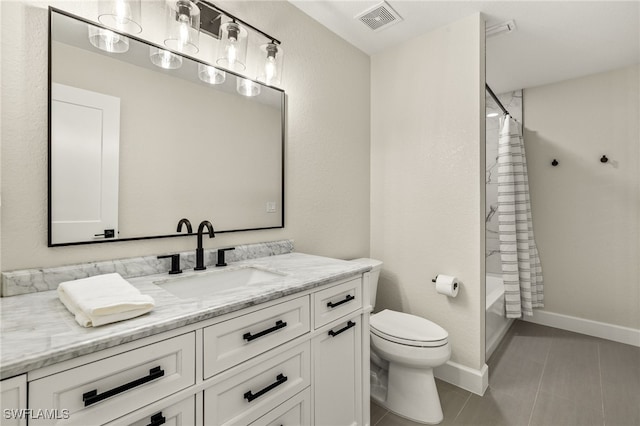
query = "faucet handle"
xmin=216 ymin=247 xmax=236 ymax=267
xmin=157 ymin=254 xmax=182 ymax=274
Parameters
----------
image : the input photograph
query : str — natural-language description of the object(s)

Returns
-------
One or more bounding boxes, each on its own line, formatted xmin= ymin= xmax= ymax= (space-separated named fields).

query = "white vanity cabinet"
xmin=1 ymin=374 xmax=27 ymax=426
xmin=17 ymin=272 xmax=369 ymax=426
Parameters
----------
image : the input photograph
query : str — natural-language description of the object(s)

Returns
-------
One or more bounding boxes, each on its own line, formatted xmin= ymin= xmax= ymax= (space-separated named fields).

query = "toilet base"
xmin=383 ymin=363 xmax=444 ymax=425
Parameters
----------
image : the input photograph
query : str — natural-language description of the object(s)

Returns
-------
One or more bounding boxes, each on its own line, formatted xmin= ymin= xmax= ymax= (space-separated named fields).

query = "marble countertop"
xmin=0 ymin=253 xmax=370 ymax=379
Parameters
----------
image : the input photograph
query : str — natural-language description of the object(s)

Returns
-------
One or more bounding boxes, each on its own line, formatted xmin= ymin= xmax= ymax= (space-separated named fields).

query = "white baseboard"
xmin=522 ymin=309 xmax=640 ymax=347
xmin=434 ymin=361 xmax=488 ymax=396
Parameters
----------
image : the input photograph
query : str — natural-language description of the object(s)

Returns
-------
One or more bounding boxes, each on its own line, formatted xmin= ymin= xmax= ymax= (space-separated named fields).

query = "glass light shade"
xmin=150 ymin=47 xmax=183 ymax=69
xmin=98 ymin=0 xmax=142 ymax=34
xmin=198 ymin=64 xmax=226 ymax=84
xmin=216 ymin=22 xmax=248 ymax=72
xmin=257 ymin=43 xmax=284 ymax=87
xmin=164 ymin=0 xmax=200 ymax=54
xmin=236 ymin=77 xmax=261 ymax=97
xmin=88 ymin=26 xmax=130 ymax=53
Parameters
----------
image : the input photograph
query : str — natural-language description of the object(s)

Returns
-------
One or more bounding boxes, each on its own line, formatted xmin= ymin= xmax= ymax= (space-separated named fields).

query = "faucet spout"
xmin=177 ymin=218 xmax=192 ymax=233
xmin=195 ymin=220 xmax=215 ymax=270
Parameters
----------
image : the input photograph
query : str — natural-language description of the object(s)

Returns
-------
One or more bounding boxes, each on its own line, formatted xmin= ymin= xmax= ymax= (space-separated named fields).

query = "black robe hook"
xmin=600 ymin=155 xmax=609 ymax=163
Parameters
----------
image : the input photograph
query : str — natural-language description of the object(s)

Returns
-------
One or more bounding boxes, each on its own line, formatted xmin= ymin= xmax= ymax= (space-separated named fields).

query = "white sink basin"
xmin=154 ymin=266 xmax=286 ymax=299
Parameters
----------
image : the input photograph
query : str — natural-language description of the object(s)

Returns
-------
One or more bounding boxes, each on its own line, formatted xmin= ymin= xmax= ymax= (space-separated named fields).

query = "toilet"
xmin=352 ymin=259 xmax=451 ymax=425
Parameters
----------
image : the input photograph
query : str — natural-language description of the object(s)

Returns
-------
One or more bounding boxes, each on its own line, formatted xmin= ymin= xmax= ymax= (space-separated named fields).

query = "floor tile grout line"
xmin=597 ymin=343 xmax=606 ymax=426
xmin=526 ymin=329 xmax=553 ymax=426
xmin=452 ymin=392 xmax=472 ymax=422
xmin=374 ymin=408 xmax=389 ymax=426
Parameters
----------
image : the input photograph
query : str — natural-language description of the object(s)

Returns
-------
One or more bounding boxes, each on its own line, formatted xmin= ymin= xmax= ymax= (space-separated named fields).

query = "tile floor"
xmin=371 ymin=320 xmax=640 ymax=426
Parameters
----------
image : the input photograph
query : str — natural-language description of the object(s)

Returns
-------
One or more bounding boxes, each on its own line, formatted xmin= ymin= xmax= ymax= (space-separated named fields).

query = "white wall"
xmin=0 ymin=1 xmax=371 ymax=271
xmin=371 ymin=14 xmax=486 ymax=370
xmin=524 ymin=65 xmax=640 ymax=330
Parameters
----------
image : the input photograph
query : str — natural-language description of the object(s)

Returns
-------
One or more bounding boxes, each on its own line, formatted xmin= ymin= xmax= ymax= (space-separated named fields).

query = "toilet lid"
xmin=370 ymin=309 xmax=448 ymax=346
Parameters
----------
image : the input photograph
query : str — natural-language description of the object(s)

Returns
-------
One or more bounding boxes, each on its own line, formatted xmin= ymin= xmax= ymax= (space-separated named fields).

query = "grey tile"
xmin=454 ymin=387 xmax=533 ymax=426
xmin=375 ymin=411 xmax=426 ymax=426
xmin=602 ymin=382 xmax=640 ymax=426
xmin=371 ymin=400 xmax=388 ymax=425
xmin=488 ymin=350 xmax=545 ymax=401
xmin=539 ymin=329 xmax=602 ymax=406
xmin=600 ymin=341 xmax=640 ymax=426
xmin=599 ymin=339 xmax=640 ymax=384
xmin=437 ymin=380 xmax=471 ymax=425
xmin=529 ymin=390 xmax=604 ymax=426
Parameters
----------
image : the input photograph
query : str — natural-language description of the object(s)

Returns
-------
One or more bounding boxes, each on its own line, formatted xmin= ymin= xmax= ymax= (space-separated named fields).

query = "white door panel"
xmin=51 ymin=83 xmax=120 ymax=244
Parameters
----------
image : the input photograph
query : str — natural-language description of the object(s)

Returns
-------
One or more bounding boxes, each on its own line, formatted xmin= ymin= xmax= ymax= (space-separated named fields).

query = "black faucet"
xmin=177 ymin=218 xmax=192 ymax=233
xmin=195 ymin=220 xmax=215 ymax=271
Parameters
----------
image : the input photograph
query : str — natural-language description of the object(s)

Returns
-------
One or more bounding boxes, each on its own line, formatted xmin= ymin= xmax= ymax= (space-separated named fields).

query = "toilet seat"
xmin=370 ymin=309 xmax=448 ymax=348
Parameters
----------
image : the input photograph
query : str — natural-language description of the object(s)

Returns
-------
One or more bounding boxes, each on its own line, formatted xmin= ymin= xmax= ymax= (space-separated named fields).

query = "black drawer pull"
xmin=82 ymin=366 xmax=165 ymax=407
xmin=327 ymin=294 xmax=355 ymax=309
xmin=243 ymin=320 xmax=287 ymax=342
xmin=147 ymin=412 xmax=166 ymax=426
xmin=244 ymin=374 xmax=288 ymax=402
xmin=328 ymin=320 xmax=356 ymax=337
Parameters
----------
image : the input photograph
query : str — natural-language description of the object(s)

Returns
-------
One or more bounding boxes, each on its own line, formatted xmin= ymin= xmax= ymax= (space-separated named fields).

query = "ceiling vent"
xmin=486 ymin=20 xmax=516 ymax=38
xmin=356 ymin=1 xmax=403 ymax=32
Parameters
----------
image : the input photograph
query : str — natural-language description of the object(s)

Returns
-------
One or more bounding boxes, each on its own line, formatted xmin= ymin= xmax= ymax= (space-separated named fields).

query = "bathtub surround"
xmin=1 ymin=240 xmax=294 ymax=296
xmin=485 ymin=274 xmax=514 ymax=359
xmin=486 ymin=90 xmax=523 ymax=275
xmin=1 ymin=1 xmax=370 ymax=270
xmin=371 ymin=13 xmax=487 ymax=394
xmin=523 ymin=64 xmax=640 ymax=344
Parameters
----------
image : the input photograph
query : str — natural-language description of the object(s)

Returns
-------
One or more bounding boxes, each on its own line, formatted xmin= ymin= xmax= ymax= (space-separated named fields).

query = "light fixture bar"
xmin=197 ymin=0 xmax=281 ymax=45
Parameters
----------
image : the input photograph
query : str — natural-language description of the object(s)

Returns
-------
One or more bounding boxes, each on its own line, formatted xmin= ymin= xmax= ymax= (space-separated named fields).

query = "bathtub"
xmin=486 ymin=273 xmax=514 ymax=360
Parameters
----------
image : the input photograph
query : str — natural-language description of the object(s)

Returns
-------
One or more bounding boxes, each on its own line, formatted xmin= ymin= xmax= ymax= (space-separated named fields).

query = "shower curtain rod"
xmin=485 ymin=83 xmax=510 ymax=116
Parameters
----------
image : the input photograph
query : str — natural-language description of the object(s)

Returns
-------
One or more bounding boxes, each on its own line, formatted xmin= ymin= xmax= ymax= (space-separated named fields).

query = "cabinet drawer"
xmin=204 ymin=341 xmax=310 ymax=426
xmin=107 ymin=395 xmax=195 ymax=426
xmin=249 ymin=388 xmax=310 ymax=426
xmin=313 ymin=277 xmax=362 ymax=328
xmin=29 ymin=333 xmax=195 ymax=425
xmin=203 ymin=296 xmax=310 ymax=378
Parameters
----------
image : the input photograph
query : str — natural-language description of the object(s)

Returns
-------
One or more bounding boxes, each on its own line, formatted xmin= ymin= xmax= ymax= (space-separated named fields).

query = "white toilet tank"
xmin=351 ymin=258 xmax=383 ymax=307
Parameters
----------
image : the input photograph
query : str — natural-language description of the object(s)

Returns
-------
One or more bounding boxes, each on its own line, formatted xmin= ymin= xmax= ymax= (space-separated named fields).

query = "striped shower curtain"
xmin=497 ymin=116 xmax=544 ymax=318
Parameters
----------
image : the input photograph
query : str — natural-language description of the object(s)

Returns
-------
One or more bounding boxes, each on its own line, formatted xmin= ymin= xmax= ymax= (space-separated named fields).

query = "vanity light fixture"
xmin=88 ymin=25 xmax=130 ymax=53
xmin=257 ymin=42 xmax=284 ymax=87
xmin=150 ymin=47 xmax=183 ymax=69
xmin=236 ymin=77 xmax=261 ymax=97
xmin=164 ymin=0 xmax=201 ymax=54
xmin=198 ymin=64 xmax=226 ymax=84
xmin=216 ymin=21 xmax=248 ymax=72
xmin=97 ymin=0 xmax=142 ymax=34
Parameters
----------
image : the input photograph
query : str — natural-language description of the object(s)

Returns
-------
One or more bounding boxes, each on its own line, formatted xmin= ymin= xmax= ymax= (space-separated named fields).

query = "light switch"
xmin=266 ymin=201 xmax=276 ymax=213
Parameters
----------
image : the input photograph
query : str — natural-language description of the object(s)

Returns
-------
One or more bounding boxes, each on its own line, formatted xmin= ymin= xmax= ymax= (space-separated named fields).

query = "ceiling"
xmin=289 ymin=1 xmax=640 ymax=93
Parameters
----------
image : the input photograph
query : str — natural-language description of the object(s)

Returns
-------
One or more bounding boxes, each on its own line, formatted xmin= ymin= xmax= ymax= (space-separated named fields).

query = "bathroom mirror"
xmin=48 ymin=9 xmax=284 ymax=246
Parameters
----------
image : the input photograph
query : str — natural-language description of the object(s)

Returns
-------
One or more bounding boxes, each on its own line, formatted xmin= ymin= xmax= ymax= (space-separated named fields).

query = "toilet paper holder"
xmin=432 ymin=275 xmax=458 ymax=291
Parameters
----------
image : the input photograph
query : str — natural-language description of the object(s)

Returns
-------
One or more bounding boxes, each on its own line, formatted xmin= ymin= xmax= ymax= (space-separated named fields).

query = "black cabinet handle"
xmin=82 ymin=366 xmax=165 ymax=407
xmin=327 ymin=294 xmax=354 ymax=309
xmin=146 ymin=412 xmax=166 ymax=426
xmin=328 ymin=320 xmax=356 ymax=337
xmin=244 ymin=374 xmax=288 ymax=402
xmin=243 ymin=320 xmax=287 ymax=342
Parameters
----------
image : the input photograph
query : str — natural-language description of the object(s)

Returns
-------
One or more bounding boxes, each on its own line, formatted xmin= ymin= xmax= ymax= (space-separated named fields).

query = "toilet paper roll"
xmin=435 ymin=275 xmax=459 ymax=297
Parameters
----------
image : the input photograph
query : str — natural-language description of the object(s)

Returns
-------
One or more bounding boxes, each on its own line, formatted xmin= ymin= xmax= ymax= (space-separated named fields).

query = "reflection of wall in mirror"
xmin=52 ymin=41 xmax=283 ymax=239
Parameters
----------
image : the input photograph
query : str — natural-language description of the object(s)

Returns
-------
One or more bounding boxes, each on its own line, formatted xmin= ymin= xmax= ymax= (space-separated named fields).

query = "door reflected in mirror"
xmin=49 ymin=9 xmax=285 ymax=246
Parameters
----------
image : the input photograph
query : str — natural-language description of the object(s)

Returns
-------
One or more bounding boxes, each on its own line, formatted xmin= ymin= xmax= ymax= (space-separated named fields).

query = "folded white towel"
xmin=57 ymin=273 xmax=155 ymax=327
